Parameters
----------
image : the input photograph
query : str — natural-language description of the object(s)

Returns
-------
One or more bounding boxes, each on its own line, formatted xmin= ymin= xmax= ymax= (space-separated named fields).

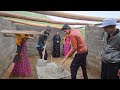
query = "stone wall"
xmin=0 ymin=17 xmax=16 ymax=77
xmin=85 ymin=26 xmax=104 ymax=79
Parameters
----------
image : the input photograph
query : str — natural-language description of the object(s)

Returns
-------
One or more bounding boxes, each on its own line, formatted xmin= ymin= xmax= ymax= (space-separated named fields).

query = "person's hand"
xmin=57 ymin=41 xmax=59 ymax=43
xmin=41 ymin=47 xmax=44 ymax=51
xmin=28 ymin=37 xmax=34 ymax=39
xmin=117 ymin=69 xmax=120 ymax=77
xmin=30 ymin=34 xmax=34 ymax=37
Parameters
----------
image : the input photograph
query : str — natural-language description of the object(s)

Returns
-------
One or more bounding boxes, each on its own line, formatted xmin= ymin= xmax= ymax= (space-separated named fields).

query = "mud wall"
xmin=85 ymin=26 xmax=104 ymax=79
xmin=0 ymin=17 xmax=16 ymax=77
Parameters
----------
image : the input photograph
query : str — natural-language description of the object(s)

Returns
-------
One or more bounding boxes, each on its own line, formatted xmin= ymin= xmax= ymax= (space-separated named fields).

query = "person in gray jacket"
xmin=98 ymin=18 xmax=120 ymax=79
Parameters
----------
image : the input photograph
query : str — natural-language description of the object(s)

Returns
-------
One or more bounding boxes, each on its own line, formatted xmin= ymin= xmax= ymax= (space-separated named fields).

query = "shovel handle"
xmin=42 ymin=42 xmax=47 ymax=60
xmin=60 ymin=59 xmax=66 ymax=65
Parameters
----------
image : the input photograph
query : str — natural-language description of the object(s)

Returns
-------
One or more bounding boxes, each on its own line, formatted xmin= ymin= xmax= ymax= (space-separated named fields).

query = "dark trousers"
xmin=70 ymin=51 xmax=88 ymax=79
xmin=13 ymin=45 xmax=22 ymax=63
xmin=101 ymin=61 xmax=120 ymax=79
xmin=37 ymin=47 xmax=48 ymax=60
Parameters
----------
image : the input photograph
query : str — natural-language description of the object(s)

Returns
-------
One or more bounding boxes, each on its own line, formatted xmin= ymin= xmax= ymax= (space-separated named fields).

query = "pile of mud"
xmin=36 ymin=60 xmax=70 ymax=79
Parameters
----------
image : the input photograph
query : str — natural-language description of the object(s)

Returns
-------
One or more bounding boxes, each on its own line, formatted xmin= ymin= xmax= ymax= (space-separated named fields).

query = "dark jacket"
xmin=53 ymin=34 xmax=61 ymax=44
xmin=37 ymin=30 xmax=49 ymax=49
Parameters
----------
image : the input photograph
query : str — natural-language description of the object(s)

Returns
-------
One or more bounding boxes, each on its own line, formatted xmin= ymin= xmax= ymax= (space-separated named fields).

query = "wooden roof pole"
xmin=0 ymin=11 xmax=91 ymax=25
xmin=6 ymin=19 xmax=62 ymax=29
xmin=30 ymin=11 xmax=120 ymax=22
xmin=5 ymin=19 xmax=86 ymax=29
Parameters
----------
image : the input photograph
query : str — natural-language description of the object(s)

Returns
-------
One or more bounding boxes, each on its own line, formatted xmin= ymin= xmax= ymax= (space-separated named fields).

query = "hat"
xmin=62 ymin=23 xmax=71 ymax=30
xmin=46 ymin=25 xmax=51 ymax=31
xmin=98 ymin=18 xmax=117 ymax=27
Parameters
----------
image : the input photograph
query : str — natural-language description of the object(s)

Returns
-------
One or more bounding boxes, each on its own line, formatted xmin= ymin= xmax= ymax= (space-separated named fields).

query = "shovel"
xmin=37 ymin=42 xmax=47 ymax=67
xmin=57 ymin=59 xmax=66 ymax=73
xmin=42 ymin=42 xmax=47 ymax=61
xmin=60 ymin=59 xmax=66 ymax=65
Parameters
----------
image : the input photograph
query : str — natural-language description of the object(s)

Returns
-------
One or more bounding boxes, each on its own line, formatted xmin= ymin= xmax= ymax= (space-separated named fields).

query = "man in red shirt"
xmin=61 ymin=23 xmax=88 ymax=79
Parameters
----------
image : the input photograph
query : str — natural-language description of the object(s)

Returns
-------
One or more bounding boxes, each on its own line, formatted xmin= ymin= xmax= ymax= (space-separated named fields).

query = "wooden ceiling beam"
xmin=0 ymin=11 xmax=91 ymax=25
xmin=30 ymin=11 xmax=120 ymax=22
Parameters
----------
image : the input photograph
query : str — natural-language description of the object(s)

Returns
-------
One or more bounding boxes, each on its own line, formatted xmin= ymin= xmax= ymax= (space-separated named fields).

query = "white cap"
xmin=98 ymin=18 xmax=117 ymax=27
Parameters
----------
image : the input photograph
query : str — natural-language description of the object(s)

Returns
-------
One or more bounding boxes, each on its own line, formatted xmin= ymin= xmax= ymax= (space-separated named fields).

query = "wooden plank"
xmin=0 ymin=30 xmax=42 ymax=35
xmin=6 ymin=19 xmax=62 ymax=29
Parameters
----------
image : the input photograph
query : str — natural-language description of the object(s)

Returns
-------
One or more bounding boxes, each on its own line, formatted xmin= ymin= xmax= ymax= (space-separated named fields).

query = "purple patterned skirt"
xmin=10 ymin=41 xmax=32 ymax=77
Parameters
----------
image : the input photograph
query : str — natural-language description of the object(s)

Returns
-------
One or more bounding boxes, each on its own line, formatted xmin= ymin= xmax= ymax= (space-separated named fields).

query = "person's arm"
xmin=20 ymin=34 xmax=28 ymax=41
xmin=117 ymin=69 xmax=120 ymax=77
xmin=63 ymin=36 xmax=66 ymax=45
xmin=21 ymin=34 xmax=34 ymax=40
xmin=117 ymin=60 xmax=120 ymax=76
xmin=117 ymin=37 xmax=120 ymax=77
xmin=38 ymin=36 xmax=45 ymax=49
xmin=26 ymin=34 xmax=34 ymax=39
xmin=59 ymin=35 xmax=61 ymax=42
xmin=66 ymin=35 xmax=77 ymax=58
xmin=53 ymin=35 xmax=57 ymax=43
xmin=61 ymin=35 xmax=77 ymax=64
xmin=28 ymin=37 xmax=34 ymax=39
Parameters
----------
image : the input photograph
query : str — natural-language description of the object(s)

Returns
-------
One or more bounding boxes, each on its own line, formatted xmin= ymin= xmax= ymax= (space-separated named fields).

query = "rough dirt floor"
xmin=1 ymin=55 xmax=99 ymax=79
